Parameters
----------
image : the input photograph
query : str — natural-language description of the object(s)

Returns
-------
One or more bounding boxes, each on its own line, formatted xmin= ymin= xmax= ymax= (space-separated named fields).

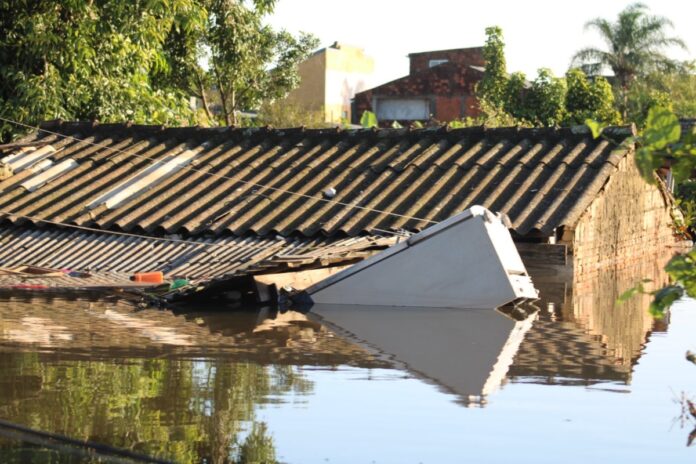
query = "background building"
xmin=353 ymin=46 xmax=485 ymax=125
xmin=284 ymin=42 xmax=374 ymax=124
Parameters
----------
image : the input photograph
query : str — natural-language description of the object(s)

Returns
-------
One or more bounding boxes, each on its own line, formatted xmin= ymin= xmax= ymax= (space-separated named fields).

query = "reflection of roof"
xmin=0 ymin=292 xmax=656 ymax=398
xmin=0 ymin=296 xmax=386 ymax=368
xmin=1 ymin=123 xmax=633 ymax=238
xmin=508 ymin=319 xmax=634 ymax=384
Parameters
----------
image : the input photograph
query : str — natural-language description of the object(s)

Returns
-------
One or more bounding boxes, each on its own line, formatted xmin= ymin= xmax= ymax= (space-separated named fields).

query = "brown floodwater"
xmin=0 ymin=261 xmax=695 ymax=463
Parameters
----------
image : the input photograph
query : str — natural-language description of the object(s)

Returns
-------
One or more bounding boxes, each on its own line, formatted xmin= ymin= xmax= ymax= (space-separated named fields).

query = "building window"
xmin=428 ymin=59 xmax=448 ymax=68
xmin=376 ymin=99 xmax=430 ymax=121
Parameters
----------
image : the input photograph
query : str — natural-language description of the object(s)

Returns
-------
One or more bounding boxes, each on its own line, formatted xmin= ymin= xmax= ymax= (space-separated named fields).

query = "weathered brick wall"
xmin=435 ymin=96 xmax=462 ymax=121
xmin=352 ymin=64 xmax=483 ymax=124
xmin=409 ymin=47 xmax=484 ymax=75
xmin=569 ymin=153 xmax=686 ymax=276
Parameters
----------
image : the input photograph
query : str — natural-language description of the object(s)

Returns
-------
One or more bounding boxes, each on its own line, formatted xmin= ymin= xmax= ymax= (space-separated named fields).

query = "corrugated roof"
xmin=0 ymin=226 xmax=397 ymax=281
xmin=0 ymin=122 xmax=634 ymax=238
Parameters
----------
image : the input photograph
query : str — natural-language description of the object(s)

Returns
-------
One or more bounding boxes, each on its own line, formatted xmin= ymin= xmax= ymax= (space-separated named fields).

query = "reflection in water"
xmin=0 ymin=259 xmax=677 ymax=461
xmin=510 ymin=259 xmax=670 ymax=385
xmin=308 ymin=304 xmax=535 ymax=404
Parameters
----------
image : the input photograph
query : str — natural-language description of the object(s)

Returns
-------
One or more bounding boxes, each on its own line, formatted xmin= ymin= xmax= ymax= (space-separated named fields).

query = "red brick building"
xmin=352 ymin=47 xmax=485 ymax=126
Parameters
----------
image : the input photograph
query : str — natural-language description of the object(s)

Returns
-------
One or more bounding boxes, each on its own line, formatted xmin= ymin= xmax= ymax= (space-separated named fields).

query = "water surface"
xmin=0 ymin=262 xmax=695 ymax=463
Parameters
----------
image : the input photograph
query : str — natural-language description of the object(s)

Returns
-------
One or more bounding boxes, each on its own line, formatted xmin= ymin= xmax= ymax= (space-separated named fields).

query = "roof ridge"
xmin=36 ymin=121 xmax=635 ymax=139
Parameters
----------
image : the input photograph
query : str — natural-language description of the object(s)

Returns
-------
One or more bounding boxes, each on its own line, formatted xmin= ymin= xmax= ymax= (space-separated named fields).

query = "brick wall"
xmin=409 ymin=47 xmax=485 ymax=75
xmin=352 ymin=64 xmax=483 ymax=124
xmin=434 ymin=96 xmax=461 ymax=121
xmin=568 ymin=153 xmax=688 ymax=276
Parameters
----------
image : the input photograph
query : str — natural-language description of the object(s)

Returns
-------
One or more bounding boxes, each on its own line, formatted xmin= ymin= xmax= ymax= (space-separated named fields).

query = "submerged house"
xmin=0 ymin=121 xmax=685 ymax=297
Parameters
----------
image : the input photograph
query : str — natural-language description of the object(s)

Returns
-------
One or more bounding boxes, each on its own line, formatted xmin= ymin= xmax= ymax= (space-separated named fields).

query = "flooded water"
xmin=1 ymin=263 xmax=696 ymax=463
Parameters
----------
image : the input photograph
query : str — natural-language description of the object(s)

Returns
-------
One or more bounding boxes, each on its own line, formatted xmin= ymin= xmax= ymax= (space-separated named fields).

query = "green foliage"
xmin=635 ymin=106 xmax=681 ymax=181
xmin=523 ymin=69 xmax=567 ymax=126
xmin=571 ymin=3 xmax=686 ymax=119
xmin=674 ymin=180 xmax=696 ymax=233
xmin=237 ymin=422 xmax=277 ymax=464
xmin=501 ymin=72 xmax=528 ymax=120
xmin=666 ymin=70 xmax=696 ymax=118
xmin=478 ymin=28 xmax=617 ymax=128
xmin=0 ymin=0 xmax=202 ymax=141
xmin=0 ymin=352 xmax=310 ymax=462
xmin=478 ymin=26 xmax=508 ymax=110
xmin=564 ymin=69 xmax=621 ymax=125
xmin=360 ymin=110 xmax=378 ymax=128
xmin=626 ymin=82 xmax=674 ymax=126
xmin=256 ymin=101 xmax=331 ymax=128
xmin=204 ymin=0 xmax=318 ymax=125
xmin=585 ymin=119 xmax=606 ymax=139
xmin=499 ymin=68 xmax=567 ymax=127
xmin=592 ymin=107 xmax=696 ymax=315
xmin=617 ymin=279 xmax=653 ymax=303
xmin=0 ymin=0 xmax=318 ymax=140
xmin=571 ymin=3 xmax=686 ymax=89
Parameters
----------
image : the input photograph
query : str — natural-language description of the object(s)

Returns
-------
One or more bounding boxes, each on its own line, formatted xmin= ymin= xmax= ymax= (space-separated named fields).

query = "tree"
xmin=478 ymin=26 xmax=508 ymax=111
xmin=478 ymin=27 xmax=616 ymax=128
xmin=201 ymin=0 xmax=319 ymax=126
xmin=623 ymin=65 xmax=696 ymax=123
xmin=564 ymin=69 xmax=621 ymax=126
xmin=523 ymin=69 xmax=567 ymax=127
xmin=256 ymin=100 xmax=329 ymax=128
xmin=0 ymin=0 xmax=318 ymax=141
xmin=571 ymin=3 xmax=687 ymax=116
xmin=0 ymin=0 xmax=207 ymax=142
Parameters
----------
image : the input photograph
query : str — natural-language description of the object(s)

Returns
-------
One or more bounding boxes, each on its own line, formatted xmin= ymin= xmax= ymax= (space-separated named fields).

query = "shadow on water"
xmin=0 ymin=258 xmax=676 ymax=461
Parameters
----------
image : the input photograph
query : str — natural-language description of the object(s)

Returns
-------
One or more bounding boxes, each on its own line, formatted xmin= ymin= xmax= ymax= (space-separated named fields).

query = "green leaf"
xmin=617 ymin=286 xmax=641 ymax=303
xmin=649 ymin=285 xmax=683 ymax=317
xmin=616 ymin=279 xmax=652 ymax=303
xmin=585 ymin=119 xmax=604 ymax=139
xmin=643 ymin=106 xmax=681 ymax=150
xmin=360 ymin=110 xmax=378 ymax=129
xmin=635 ymin=147 xmax=658 ymax=183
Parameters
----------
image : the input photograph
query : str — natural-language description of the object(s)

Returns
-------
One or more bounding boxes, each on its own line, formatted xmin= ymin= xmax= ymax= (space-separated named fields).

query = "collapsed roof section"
xmin=0 ymin=225 xmax=397 ymax=290
xmin=0 ymin=122 xmax=634 ymax=239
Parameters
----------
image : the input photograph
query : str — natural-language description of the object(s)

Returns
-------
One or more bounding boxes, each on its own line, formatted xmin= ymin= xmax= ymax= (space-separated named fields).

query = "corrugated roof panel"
xmin=0 ymin=226 xmax=392 ymax=280
xmin=87 ymin=145 xmax=202 ymax=210
xmin=1 ymin=145 xmax=55 ymax=172
xmin=21 ymin=159 xmax=79 ymax=192
xmin=0 ymin=122 xmax=636 ymax=239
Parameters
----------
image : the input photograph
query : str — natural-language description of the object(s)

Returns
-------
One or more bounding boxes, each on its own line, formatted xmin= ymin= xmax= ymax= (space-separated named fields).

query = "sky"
xmin=266 ymin=0 xmax=696 ymax=88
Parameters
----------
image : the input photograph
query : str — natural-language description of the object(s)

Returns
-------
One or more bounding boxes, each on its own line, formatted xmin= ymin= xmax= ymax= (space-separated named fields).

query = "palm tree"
xmin=572 ymin=3 xmax=686 ymax=113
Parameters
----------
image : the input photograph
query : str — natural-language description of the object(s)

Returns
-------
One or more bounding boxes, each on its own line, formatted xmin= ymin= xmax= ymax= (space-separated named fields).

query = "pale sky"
xmin=266 ymin=0 xmax=695 ymax=88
